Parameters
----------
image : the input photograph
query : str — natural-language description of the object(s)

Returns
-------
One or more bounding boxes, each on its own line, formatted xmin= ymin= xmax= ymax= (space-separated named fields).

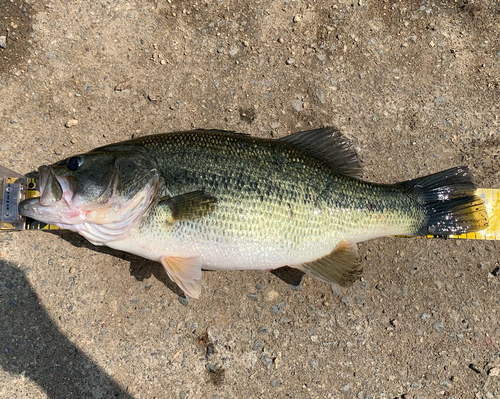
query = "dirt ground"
xmin=1 ymin=0 xmax=500 ymax=398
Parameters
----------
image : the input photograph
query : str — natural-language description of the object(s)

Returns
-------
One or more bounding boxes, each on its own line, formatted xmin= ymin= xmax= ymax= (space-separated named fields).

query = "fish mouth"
xmin=19 ymin=166 xmax=78 ymax=224
xmin=38 ymin=165 xmax=77 ymax=206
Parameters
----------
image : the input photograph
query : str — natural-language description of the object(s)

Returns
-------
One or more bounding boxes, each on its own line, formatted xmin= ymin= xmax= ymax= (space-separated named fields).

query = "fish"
xmin=19 ymin=128 xmax=488 ymax=298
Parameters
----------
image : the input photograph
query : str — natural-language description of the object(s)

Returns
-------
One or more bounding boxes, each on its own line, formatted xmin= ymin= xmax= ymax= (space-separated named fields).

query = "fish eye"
xmin=67 ymin=156 xmax=84 ymax=171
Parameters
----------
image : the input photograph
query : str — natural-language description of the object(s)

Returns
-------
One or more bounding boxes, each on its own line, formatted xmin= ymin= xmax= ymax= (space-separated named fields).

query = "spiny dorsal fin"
xmin=278 ymin=127 xmax=362 ymax=178
xmin=158 ymin=190 xmax=217 ymax=223
xmin=295 ymin=241 xmax=362 ymax=286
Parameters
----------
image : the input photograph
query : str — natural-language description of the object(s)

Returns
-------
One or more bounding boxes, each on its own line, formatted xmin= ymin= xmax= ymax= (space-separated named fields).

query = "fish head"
xmin=19 ymin=147 xmax=161 ymax=237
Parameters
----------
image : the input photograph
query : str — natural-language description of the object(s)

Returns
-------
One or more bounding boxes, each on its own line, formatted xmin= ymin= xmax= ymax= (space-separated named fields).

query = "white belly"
xmin=106 ymin=229 xmax=338 ymax=271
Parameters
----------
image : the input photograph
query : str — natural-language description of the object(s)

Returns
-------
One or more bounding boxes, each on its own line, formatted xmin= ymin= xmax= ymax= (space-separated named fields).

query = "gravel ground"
xmin=1 ymin=1 xmax=500 ymax=398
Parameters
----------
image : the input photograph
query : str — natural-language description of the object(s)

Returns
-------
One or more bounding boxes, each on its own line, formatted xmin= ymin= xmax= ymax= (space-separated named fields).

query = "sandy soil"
xmin=1 ymin=0 xmax=500 ymax=398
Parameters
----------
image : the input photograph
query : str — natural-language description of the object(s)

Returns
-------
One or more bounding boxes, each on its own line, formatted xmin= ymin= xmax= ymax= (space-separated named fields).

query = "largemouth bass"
xmin=19 ymin=128 xmax=488 ymax=298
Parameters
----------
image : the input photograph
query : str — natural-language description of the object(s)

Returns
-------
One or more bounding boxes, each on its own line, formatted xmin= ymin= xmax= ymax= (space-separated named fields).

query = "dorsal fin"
xmin=278 ymin=127 xmax=362 ymax=178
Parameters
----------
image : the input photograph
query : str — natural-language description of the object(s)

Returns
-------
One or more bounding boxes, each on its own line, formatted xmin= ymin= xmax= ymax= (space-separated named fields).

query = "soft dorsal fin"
xmin=278 ymin=127 xmax=362 ymax=178
xmin=294 ymin=241 xmax=362 ymax=287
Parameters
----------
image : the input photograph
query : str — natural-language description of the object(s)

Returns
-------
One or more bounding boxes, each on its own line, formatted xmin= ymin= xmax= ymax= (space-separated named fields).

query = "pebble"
xmin=309 ymin=358 xmax=319 ymax=368
xmin=229 ymin=47 xmax=238 ymax=56
xmin=205 ymin=364 xmax=217 ymax=373
xmin=440 ymin=380 xmax=452 ymax=389
xmin=65 ymin=119 xmax=78 ymax=128
xmin=434 ymin=96 xmax=447 ymax=106
xmin=316 ymin=92 xmax=325 ymax=104
xmin=270 ymin=302 xmax=285 ymax=315
xmin=260 ymin=355 xmax=273 ymax=369
xmin=247 ymin=293 xmax=259 ymax=302
xmin=421 ymin=313 xmax=431 ymax=321
xmin=291 ymin=99 xmax=303 ymax=112
xmin=293 ymin=15 xmax=301 ymax=23
xmin=488 ymin=367 xmax=500 ymax=376
xmin=433 ymin=321 xmax=444 ymax=333
xmin=270 ymin=379 xmax=279 ymax=387
xmin=0 ymin=36 xmax=6 ymax=49
xmin=69 ymin=267 xmax=76 ymax=274
xmin=178 ymin=295 xmax=189 ymax=307
xmin=286 ymin=58 xmax=295 ymax=65
xmin=340 ymin=383 xmax=353 ymax=393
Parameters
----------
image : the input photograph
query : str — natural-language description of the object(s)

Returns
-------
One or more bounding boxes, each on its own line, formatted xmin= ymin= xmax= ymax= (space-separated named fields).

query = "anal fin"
xmin=295 ymin=241 xmax=362 ymax=287
xmin=160 ymin=256 xmax=203 ymax=299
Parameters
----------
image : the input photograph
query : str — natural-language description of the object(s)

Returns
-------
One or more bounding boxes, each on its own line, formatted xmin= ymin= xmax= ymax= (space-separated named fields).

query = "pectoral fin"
xmin=295 ymin=241 xmax=362 ymax=286
xmin=160 ymin=255 xmax=203 ymax=299
xmin=159 ymin=190 xmax=217 ymax=223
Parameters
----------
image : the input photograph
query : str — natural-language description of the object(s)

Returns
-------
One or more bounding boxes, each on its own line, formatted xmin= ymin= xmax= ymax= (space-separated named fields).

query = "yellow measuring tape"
xmin=446 ymin=188 xmax=500 ymax=240
xmin=2 ymin=171 xmax=500 ymax=237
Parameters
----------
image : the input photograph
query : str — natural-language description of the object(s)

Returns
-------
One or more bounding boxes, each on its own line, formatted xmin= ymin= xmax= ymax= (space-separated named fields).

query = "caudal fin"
xmin=402 ymin=166 xmax=488 ymax=236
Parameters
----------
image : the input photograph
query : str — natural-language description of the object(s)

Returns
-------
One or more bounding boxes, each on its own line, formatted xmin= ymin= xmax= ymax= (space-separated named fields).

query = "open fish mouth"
xmin=19 ymin=165 xmax=78 ymax=224
xmin=38 ymin=165 xmax=77 ymax=206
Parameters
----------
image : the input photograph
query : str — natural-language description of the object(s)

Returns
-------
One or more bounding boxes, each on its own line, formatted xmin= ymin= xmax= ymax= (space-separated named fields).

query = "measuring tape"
xmin=1 ymin=169 xmax=500 ymax=238
xmin=1 ymin=174 xmax=61 ymax=230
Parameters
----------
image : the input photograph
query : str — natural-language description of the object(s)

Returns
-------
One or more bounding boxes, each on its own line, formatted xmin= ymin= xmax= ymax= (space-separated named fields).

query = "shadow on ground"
xmin=0 ymin=261 xmax=136 ymax=399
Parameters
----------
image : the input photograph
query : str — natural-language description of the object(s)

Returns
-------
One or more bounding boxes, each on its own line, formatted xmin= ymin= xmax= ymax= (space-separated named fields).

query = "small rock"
xmin=229 ymin=47 xmax=238 ymax=56
xmin=69 ymin=267 xmax=76 ymax=274
xmin=440 ymin=380 xmax=452 ymax=389
xmin=309 ymin=358 xmax=319 ymax=368
xmin=316 ymin=92 xmax=325 ymax=104
xmin=286 ymin=58 xmax=295 ymax=65
xmin=421 ymin=313 xmax=431 ymax=321
xmin=265 ymin=290 xmax=279 ymax=301
xmin=293 ymin=15 xmax=301 ymax=23
xmin=260 ymin=355 xmax=273 ymax=369
xmin=434 ymin=96 xmax=447 ymax=106
xmin=0 ymin=36 xmax=6 ymax=49
xmin=488 ymin=367 xmax=500 ymax=376
xmin=270 ymin=379 xmax=278 ymax=387
xmin=247 ymin=293 xmax=259 ymax=302
xmin=340 ymin=383 xmax=353 ymax=393
xmin=270 ymin=302 xmax=286 ymax=315
xmin=65 ymin=119 xmax=78 ymax=128
xmin=433 ymin=321 xmax=444 ymax=333
xmin=205 ymin=364 xmax=217 ymax=373
xmin=291 ymin=99 xmax=303 ymax=112
xmin=178 ymin=295 xmax=189 ymax=307
xmin=491 ymin=267 xmax=500 ymax=277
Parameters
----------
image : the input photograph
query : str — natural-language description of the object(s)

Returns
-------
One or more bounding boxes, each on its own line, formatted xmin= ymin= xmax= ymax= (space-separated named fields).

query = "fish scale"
xmin=19 ymin=128 xmax=488 ymax=298
xmin=117 ymin=131 xmax=428 ymax=266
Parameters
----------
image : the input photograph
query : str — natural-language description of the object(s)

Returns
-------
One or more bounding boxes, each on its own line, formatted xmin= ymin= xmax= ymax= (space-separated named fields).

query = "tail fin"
xmin=402 ymin=166 xmax=488 ymax=236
